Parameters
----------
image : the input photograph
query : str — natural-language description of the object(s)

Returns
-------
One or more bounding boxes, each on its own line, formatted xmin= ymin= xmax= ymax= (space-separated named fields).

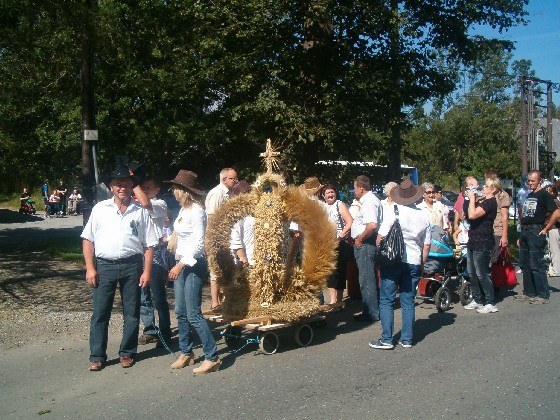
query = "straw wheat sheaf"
xmin=205 ymin=184 xmax=337 ymax=322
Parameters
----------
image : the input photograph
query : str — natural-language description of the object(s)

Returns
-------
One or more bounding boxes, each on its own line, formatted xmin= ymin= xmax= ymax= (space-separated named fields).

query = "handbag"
xmin=375 ymin=204 xmax=405 ymax=266
xmin=491 ymin=246 xmax=518 ymax=287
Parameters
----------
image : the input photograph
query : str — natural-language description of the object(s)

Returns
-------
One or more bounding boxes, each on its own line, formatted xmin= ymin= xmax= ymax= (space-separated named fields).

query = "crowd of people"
xmin=79 ymin=164 xmax=559 ymax=372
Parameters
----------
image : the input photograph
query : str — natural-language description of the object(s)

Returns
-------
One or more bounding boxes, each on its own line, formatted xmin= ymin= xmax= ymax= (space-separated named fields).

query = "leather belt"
xmin=521 ymin=224 xmax=543 ymax=230
xmin=97 ymin=254 xmax=142 ymax=264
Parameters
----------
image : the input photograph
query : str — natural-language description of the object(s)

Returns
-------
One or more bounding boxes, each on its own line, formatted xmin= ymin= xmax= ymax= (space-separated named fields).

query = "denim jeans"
xmin=466 ymin=245 xmax=495 ymax=305
xmin=140 ymin=263 xmax=171 ymax=336
xmin=519 ymin=228 xmax=550 ymax=298
xmin=354 ymin=243 xmax=379 ymax=321
xmin=174 ymin=258 xmax=218 ymax=361
xmin=90 ymin=256 xmax=142 ymax=362
xmin=379 ymin=262 xmax=421 ymax=345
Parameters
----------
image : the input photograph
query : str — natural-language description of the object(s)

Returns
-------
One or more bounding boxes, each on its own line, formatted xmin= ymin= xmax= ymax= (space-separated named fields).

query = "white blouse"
xmin=174 ymin=203 xmax=206 ymax=266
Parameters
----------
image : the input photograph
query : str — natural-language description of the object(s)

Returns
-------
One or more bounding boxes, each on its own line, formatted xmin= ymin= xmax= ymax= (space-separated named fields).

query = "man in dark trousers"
xmin=516 ymin=170 xmax=560 ymax=304
xmin=81 ymin=165 xmax=158 ymax=371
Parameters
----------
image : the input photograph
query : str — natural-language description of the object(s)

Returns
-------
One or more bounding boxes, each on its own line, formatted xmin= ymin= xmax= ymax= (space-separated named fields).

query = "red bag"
xmin=491 ymin=247 xmax=518 ymax=287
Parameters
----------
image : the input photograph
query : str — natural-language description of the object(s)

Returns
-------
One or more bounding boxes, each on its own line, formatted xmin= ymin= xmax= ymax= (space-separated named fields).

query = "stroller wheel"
xmin=435 ymin=287 xmax=451 ymax=312
xmin=459 ymin=281 xmax=473 ymax=306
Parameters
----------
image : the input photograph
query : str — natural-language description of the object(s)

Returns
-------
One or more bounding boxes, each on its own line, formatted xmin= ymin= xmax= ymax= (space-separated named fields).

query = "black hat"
xmin=109 ymin=164 xmax=132 ymax=181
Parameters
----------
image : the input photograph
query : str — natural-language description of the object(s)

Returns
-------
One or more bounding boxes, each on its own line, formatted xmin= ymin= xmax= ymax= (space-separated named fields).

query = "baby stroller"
xmin=19 ymin=198 xmax=36 ymax=215
xmin=416 ymin=225 xmax=472 ymax=311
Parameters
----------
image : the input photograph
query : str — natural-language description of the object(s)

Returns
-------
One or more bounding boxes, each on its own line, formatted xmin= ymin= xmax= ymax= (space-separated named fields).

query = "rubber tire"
xmin=435 ymin=286 xmax=451 ymax=312
xmin=223 ymin=326 xmax=241 ymax=348
xmin=459 ymin=281 xmax=473 ymax=306
xmin=293 ymin=324 xmax=313 ymax=347
xmin=259 ymin=332 xmax=280 ymax=355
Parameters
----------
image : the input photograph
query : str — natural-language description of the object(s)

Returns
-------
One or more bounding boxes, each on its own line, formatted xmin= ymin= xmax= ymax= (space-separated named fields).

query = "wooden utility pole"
xmin=81 ymin=0 xmax=97 ymax=225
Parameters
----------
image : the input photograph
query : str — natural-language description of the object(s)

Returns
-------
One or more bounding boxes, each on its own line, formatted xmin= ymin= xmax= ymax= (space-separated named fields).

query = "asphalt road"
xmin=1 ymin=209 xmax=559 ymax=419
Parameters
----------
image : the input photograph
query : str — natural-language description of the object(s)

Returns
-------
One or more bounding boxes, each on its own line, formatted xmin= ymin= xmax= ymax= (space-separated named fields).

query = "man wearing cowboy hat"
xmin=205 ymin=167 xmax=238 ymax=311
xmin=370 ymin=179 xmax=431 ymax=349
xmin=351 ymin=175 xmax=382 ymax=322
xmin=81 ymin=164 xmax=159 ymax=371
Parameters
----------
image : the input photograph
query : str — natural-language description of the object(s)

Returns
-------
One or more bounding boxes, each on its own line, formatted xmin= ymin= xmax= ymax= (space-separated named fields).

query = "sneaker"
xmin=476 ymin=304 xmax=498 ymax=314
xmin=529 ymin=297 xmax=550 ymax=305
xmin=369 ymin=340 xmax=394 ymax=350
xmin=398 ymin=341 xmax=412 ymax=349
xmin=513 ymin=294 xmax=532 ymax=301
xmin=516 ymin=268 xmax=522 ymax=274
xmin=463 ymin=301 xmax=482 ymax=310
xmin=138 ymin=334 xmax=158 ymax=345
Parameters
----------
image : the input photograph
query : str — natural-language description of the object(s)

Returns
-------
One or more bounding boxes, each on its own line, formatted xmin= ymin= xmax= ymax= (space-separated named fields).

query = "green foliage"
xmin=0 ymin=0 xmax=530 ymax=191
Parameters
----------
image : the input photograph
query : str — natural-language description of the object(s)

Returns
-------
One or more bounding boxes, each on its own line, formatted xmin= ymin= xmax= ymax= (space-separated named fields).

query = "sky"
xmin=473 ymin=0 xmax=560 ymax=86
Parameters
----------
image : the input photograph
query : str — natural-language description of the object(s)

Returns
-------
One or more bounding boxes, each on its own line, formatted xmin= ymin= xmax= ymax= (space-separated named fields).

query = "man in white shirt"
xmin=351 ymin=175 xmax=381 ymax=322
xmin=133 ymin=177 xmax=172 ymax=347
xmin=81 ymin=165 xmax=159 ymax=371
xmin=205 ymin=167 xmax=238 ymax=310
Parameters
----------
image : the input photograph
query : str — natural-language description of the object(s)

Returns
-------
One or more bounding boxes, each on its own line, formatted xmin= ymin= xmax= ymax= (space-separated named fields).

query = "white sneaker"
xmin=476 ymin=304 xmax=498 ymax=314
xmin=463 ymin=301 xmax=482 ymax=310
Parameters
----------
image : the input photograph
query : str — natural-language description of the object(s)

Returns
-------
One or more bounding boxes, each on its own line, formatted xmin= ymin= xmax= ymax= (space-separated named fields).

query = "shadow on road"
xmin=0 ymin=208 xmax=44 ymax=224
xmin=413 ymin=311 xmax=457 ymax=345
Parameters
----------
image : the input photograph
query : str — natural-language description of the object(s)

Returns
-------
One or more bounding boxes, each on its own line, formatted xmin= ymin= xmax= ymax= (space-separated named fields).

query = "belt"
xmin=521 ymin=224 xmax=543 ymax=230
xmin=97 ymin=254 xmax=142 ymax=264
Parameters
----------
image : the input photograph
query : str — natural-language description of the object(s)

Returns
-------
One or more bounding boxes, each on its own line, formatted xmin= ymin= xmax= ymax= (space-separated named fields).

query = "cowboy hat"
xmin=165 ymin=170 xmax=205 ymax=196
xmin=299 ymin=176 xmax=324 ymax=196
xmin=109 ymin=164 xmax=133 ymax=181
xmin=390 ymin=178 xmax=423 ymax=206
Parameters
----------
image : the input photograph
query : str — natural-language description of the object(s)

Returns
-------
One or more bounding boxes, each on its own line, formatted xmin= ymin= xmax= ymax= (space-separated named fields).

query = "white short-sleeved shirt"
xmin=351 ymin=191 xmax=381 ymax=239
xmin=81 ymin=198 xmax=159 ymax=259
xmin=417 ymin=200 xmax=449 ymax=230
xmin=174 ymin=203 xmax=207 ymax=267
xmin=205 ymin=183 xmax=229 ymax=216
xmin=378 ymin=204 xmax=431 ymax=266
xmin=230 ymin=215 xmax=255 ymax=265
xmin=148 ymin=197 xmax=167 ymax=238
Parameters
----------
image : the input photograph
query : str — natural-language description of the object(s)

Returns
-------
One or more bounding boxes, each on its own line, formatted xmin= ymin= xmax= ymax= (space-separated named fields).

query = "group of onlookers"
xmin=79 ymin=162 xmax=559 ymax=374
xmin=33 ymin=180 xmax=82 ymax=217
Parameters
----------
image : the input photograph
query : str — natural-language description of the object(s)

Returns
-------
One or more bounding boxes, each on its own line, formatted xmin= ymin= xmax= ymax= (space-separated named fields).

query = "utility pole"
xmin=520 ymin=76 xmax=556 ymax=178
xmin=81 ymin=0 xmax=97 ymax=226
xmin=387 ymin=0 xmax=402 ymax=182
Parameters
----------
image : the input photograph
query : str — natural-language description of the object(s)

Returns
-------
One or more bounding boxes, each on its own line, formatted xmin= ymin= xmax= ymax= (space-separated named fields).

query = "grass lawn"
xmin=40 ymin=236 xmax=84 ymax=263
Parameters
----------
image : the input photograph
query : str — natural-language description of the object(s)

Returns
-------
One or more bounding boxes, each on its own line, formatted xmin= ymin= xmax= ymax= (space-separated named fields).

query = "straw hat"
xmin=165 ymin=170 xmax=205 ymax=196
xmin=299 ymin=176 xmax=324 ymax=196
xmin=389 ymin=178 xmax=423 ymax=206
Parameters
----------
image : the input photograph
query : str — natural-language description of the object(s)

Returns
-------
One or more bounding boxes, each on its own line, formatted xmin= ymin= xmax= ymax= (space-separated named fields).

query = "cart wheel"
xmin=223 ymin=326 xmax=242 ymax=348
xmin=435 ymin=287 xmax=451 ymax=311
xmin=259 ymin=332 xmax=280 ymax=355
xmin=459 ymin=281 xmax=473 ymax=306
xmin=293 ymin=324 xmax=314 ymax=347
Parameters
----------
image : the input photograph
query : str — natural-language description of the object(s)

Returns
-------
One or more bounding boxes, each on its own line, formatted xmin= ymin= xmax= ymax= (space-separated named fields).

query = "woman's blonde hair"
xmin=485 ymin=177 xmax=502 ymax=191
xmin=173 ymin=186 xmax=203 ymax=209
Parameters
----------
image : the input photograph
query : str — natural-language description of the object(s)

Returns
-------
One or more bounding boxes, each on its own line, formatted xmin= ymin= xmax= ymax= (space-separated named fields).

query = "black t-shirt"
xmin=20 ymin=192 xmax=30 ymax=200
xmin=464 ymin=197 xmax=497 ymax=251
xmin=521 ymin=188 xmax=557 ymax=225
xmin=58 ymin=184 xmax=68 ymax=198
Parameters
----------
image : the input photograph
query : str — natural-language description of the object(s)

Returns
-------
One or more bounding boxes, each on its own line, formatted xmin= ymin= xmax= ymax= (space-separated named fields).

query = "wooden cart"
xmin=203 ymin=302 xmax=342 ymax=355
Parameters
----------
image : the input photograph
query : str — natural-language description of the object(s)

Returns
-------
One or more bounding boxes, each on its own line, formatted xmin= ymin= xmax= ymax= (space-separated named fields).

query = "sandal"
xmin=210 ymin=304 xmax=222 ymax=313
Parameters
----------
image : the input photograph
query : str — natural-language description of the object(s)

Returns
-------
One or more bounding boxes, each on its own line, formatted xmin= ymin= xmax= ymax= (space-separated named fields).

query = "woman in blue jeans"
xmin=462 ymin=176 xmax=498 ymax=313
xmin=166 ymin=170 xmax=221 ymax=374
xmin=370 ymin=179 xmax=431 ymax=350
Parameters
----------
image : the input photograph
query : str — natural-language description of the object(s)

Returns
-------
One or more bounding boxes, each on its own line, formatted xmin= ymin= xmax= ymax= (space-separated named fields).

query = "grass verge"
xmin=40 ymin=236 xmax=84 ymax=263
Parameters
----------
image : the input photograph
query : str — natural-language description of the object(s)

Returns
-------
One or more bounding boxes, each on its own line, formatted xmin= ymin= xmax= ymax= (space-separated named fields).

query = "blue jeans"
xmin=354 ymin=243 xmax=379 ymax=321
xmin=90 ymin=256 xmax=142 ymax=362
xmin=379 ymin=262 xmax=421 ymax=345
xmin=519 ymin=228 xmax=550 ymax=298
xmin=466 ymin=245 xmax=495 ymax=305
xmin=140 ymin=263 xmax=171 ymax=336
xmin=174 ymin=258 xmax=218 ymax=361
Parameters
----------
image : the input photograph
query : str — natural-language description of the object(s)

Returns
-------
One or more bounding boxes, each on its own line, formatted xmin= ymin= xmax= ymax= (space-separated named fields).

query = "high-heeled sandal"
xmin=171 ymin=352 xmax=195 ymax=369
